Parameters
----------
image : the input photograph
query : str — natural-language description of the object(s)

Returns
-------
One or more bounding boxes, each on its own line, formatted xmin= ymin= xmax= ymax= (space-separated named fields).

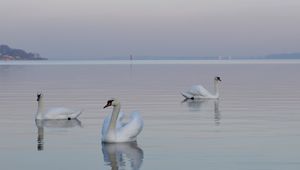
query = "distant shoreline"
xmin=46 ymin=54 xmax=300 ymax=60
xmin=0 ymin=44 xmax=47 ymax=61
xmin=1 ymin=59 xmax=300 ymax=66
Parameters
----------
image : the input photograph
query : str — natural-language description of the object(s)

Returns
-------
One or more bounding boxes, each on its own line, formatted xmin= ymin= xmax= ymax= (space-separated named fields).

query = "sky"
xmin=1 ymin=0 xmax=300 ymax=59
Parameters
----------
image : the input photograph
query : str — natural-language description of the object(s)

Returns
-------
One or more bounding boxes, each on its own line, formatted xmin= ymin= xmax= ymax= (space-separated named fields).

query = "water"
xmin=0 ymin=60 xmax=300 ymax=170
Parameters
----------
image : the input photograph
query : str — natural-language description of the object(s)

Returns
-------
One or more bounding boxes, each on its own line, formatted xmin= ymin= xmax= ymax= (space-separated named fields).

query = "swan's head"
xmin=36 ymin=92 xmax=43 ymax=101
xmin=103 ymin=98 xmax=120 ymax=109
xmin=215 ymin=76 xmax=222 ymax=82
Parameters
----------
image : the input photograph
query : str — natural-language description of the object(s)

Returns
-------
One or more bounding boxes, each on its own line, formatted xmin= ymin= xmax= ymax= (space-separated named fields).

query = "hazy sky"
xmin=1 ymin=0 xmax=300 ymax=59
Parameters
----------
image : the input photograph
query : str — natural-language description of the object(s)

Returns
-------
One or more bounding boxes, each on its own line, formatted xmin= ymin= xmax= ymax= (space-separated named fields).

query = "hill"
xmin=0 ymin=44 xmax=46 ymax=60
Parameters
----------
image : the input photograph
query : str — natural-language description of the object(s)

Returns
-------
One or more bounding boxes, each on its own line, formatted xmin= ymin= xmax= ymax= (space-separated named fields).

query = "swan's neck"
xmin=109 ymin=104 xmax=121 ymax=133
xmin=36 ymin=99 xmax=44 ymax=119
xmin=214 ymin=81 xmax=220 ymax=98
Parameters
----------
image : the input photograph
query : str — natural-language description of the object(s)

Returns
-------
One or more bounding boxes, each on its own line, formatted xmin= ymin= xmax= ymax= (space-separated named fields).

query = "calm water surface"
xmin=0 ymin=61 xmax=300 ymax=170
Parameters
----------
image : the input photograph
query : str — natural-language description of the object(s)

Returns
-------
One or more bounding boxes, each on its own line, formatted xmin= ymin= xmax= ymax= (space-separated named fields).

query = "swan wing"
xmin=43 ymin=108 xmax=82 ymax=119
xmin=116 ymin=112 xmax=126 ymax=128
xmin=181 ymin=91 xmax=194 ymax=99
xmin=117 ymin=112 xmax=143 ymax=141
xmin=188 ymin=85 xmax=211 ymax=97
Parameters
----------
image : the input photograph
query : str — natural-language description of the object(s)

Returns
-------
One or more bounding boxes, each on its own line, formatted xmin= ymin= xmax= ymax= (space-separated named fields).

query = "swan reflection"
xmin=102 ymin=142 xmax=144 ymax=170
xmin=182 ymin=99 xmax=221 ymax=125
xmin=214 ymin=100 xmax=221 ymax=125
xmin=35 ymin=119 xmax=82 ymax=151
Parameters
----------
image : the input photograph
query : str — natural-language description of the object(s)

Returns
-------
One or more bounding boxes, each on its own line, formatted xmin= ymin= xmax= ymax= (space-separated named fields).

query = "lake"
xmin=0 ymin=60 xmax=300 ymax=170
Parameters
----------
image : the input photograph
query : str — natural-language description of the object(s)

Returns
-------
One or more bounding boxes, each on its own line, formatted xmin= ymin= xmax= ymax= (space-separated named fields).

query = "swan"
xmin=101 ymin=98 xmax=143 ymax=143
xmin=35 ymin=92 xmax=83 ymax=120
xmin=181 ymin=76 xmax=222 ymax=99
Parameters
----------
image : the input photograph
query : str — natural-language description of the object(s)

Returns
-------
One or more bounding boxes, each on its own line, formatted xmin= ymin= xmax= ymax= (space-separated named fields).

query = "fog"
xmin=1 ymin=0 xmax=300 ymax=59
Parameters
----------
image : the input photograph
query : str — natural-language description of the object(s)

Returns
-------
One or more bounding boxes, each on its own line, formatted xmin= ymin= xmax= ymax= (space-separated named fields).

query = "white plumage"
xmin=181 ymin=76 xmax=222 ymax=99
xmin=102 ymin=99 xmax=143 ymax=143
xmin=35 ymin=92 xmax=82 ymax=120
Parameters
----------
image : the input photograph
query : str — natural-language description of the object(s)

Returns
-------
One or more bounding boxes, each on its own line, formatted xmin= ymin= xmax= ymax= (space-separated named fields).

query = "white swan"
xmin=181 ymin=76 xmax=222 ymax=99
xmin=101 ymin=98 xmax=143 ymax=143
xmin=35 ymin=92 xmax=82 ymax=120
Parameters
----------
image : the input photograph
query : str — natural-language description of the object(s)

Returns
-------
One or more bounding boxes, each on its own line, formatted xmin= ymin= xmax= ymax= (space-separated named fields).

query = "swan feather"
xmin=41 ymin=108 xmax=82 ymax=119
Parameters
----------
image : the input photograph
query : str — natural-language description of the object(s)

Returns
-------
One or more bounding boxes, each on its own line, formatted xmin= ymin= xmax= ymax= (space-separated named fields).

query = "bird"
xmin=101 ymin=98 xmax=143 ymax=143
xmin=181 ymin=76 xmax=222 ymax=99
xmin=35 ymin=92 xmax=83 ymax=120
